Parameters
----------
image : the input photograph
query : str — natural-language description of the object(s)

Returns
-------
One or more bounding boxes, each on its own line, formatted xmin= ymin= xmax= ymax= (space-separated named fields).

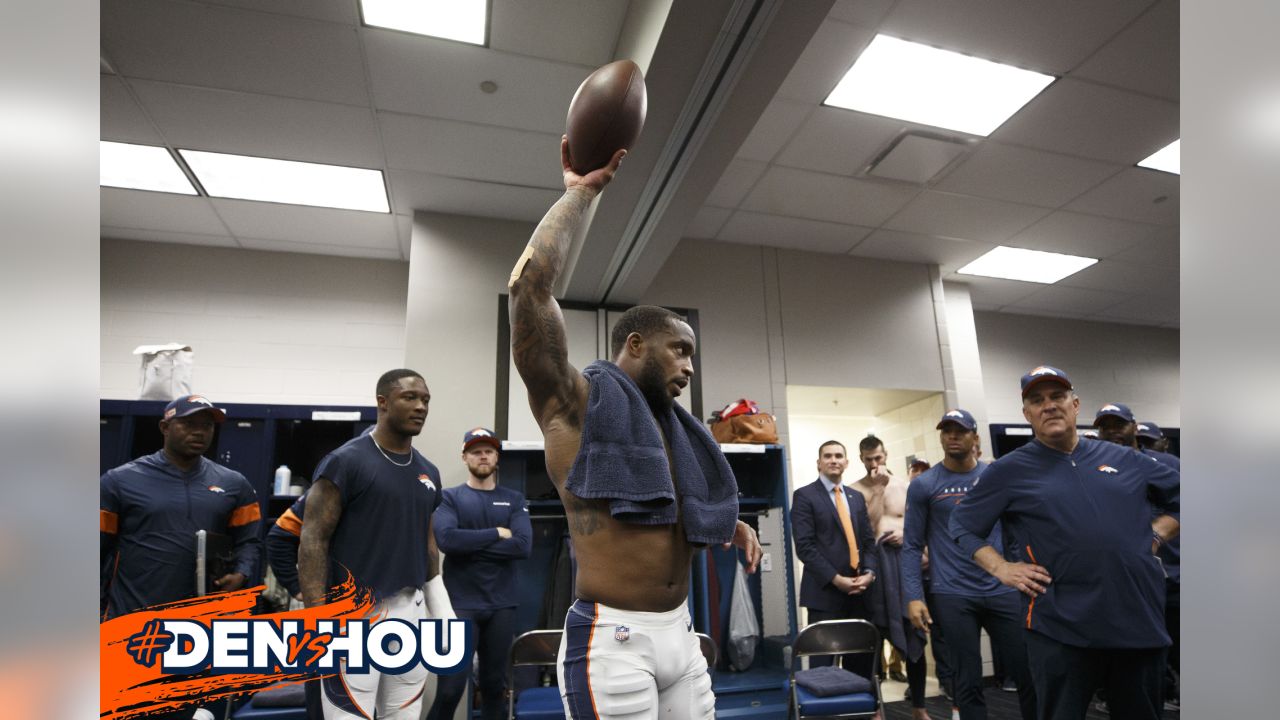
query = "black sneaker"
xmin=890 ymin=669 xmax=908 ymax=683
xmin=1001 ymin=678 xmax=1017 ymax=692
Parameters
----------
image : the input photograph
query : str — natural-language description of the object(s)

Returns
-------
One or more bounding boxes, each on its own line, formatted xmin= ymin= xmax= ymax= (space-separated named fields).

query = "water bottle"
xmin=273 ymin=465 xmax=292 ymax=496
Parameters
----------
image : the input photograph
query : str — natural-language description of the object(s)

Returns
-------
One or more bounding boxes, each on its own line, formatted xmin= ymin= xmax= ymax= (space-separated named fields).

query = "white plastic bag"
xmin=134 ymin=343 xmax=194 ymax=400
xmin=727 ymin=558 xmax=760 ymax=671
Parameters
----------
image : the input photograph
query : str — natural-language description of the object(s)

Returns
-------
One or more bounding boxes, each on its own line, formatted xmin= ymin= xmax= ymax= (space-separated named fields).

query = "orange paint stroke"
xmin=100 ymin=574 xmax=380 ymax=720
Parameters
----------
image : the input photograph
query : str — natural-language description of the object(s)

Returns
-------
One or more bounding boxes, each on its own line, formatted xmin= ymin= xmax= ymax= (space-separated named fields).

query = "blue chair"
xmin=507 ymin=630 xmax=565 ymax=720
xmin=231 ymin=681 xmax=308 ymax=719
xmin=789 ymin=620 xmax=881 ymax=719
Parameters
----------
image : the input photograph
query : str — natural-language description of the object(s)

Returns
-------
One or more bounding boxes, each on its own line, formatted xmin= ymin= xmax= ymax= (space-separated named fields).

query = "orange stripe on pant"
xmin=1024 ymin=545 xmax=1039 ymax=628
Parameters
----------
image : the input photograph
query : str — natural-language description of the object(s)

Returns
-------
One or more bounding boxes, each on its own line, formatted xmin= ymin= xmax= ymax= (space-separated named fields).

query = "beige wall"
xmin=101 ymin=238 xmax=408 ymax=405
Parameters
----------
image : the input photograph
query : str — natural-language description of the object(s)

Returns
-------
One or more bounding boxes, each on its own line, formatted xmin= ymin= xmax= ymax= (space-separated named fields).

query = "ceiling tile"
xmin=237 ymin=236 xmax=404 ymax=261
xmin=101 ymin=227 xmax=239 ymax=249
xmin=1073 ymin=0 xmax=1178 ymax=101
xmin=827 ymin=0 xmax=896 ymax=29
xmin=706 ymin=159 xmax=768 ymax=208
xmin=102 ymin=0 xmax=369 ymax=106
xmin=388 ymin=170 xmax=563 ymax=223
xmin=775 ymin=19 xmax=876 ymax=105
xmin=717 ymin=211 xmax=871 ymax=254
xmin=1009 ymin=285 xmax=1132 ymax=314
xmin=1007 ymin=210 xmax=1158 ymax=259
xmin=777 ymin=107 xmax=913 ymax=176
xmin=736 ymin=98 xmax=812 ymax=162
xmin=210 ymin=199 xmax=399 ymax=249
xmin=684 ymin=206 xmax=732 ymax=240
xmin=101 ymin=76 xmax=162 ymax=144
xmin=131 ymin=80 xmax=383 ymax=168
xmin=935 ymin=142 xmax=1121 ymax=208
xmin=380 ymin=112 xmax=562 ymax=189
xmin=1064 ymin=168 xmax=1179 ymax=225
xmin=742 ymin=166 xmax=919 ymax=227
xmin=946 ymin=275 xmax=1041 ymax=308
xmin=850 ymin=229 xmax=994 ymax=272
xmin=1108 ymin=225 xmax=1178 ymax=268
xmin=1091 ymin=292 xmax=1179 ymax=326
xmin=885 ymin=191 xmax=1050 ymax=242
xmin=881 ymin=0 xmax=1150 ymax=74
xmin=993 ymin=79 xmax=1178 ymax=164
xmin=101 ymin=188 xmax=228 ymax=235
xmin=364 ymin=28 xmax=586 ymax=135
xmin=197 ymin=0 xmax=358 ymax=25
xmin=489 ymin=0 xmax=629 ymax=67
xmin=1055 ymin=259 xmax=1178 ymax=294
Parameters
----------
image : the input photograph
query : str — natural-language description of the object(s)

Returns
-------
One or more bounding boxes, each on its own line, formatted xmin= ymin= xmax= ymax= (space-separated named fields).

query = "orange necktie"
xmin=833 ymin=486 xmax=860 ymax=571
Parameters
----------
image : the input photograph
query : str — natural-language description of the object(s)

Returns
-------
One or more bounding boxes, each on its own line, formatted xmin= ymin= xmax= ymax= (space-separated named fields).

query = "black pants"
xmin=930 ymin=593 xmax=1036 ymax=720
xmin=925 ymin=592 xmax=954 ymax=697
xmin=1165 ymin=589 xmax=1180 ymax=703
xmin=806 ymin=606 xmax=877 ymax=684
xmin=427 ymin=606 xmax=517 ymax=720
xmin=1023 ymin=630 xmax=1166 ymax=720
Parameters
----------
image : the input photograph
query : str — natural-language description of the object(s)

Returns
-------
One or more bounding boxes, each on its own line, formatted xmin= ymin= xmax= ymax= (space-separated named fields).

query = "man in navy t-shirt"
xmin=298 ymin=369 xmax=448 ymax=720
xmin=903 ymin=409 xmax=1035 ymax=720
xmin=427 ymin=428 xmax=532 ymax=720
xmin=949 ymin=366 xmax=1179 ymax=720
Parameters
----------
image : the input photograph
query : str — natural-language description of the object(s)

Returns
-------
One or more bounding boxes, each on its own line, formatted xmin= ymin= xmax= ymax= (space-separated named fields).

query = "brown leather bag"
xmin=711 ymin=412 xmax=778 ymax=444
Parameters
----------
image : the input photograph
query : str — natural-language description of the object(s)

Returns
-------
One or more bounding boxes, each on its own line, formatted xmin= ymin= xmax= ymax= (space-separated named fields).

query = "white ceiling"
xmin=101 ymin=0 xmax=1179 ymax=328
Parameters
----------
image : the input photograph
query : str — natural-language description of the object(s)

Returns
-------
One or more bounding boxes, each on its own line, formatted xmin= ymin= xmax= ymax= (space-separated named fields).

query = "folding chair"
xmin=789 ymin=619 xmax=881 ymax=719
xmin=695 ymin=632 xmax=718 ymax=671
xmin=507 ymin=629 xmax=565 ymax=720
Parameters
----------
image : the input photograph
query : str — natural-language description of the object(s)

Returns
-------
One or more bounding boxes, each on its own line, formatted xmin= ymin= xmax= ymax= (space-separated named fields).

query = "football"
xmin=565 ymin=59 xmax=647 ymax=175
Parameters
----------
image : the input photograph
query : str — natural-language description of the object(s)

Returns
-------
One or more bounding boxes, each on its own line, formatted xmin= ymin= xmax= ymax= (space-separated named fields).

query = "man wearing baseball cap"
xmin=903 ymin=409 xmax=1036 ymax=720
xmin=427 ymin=428 xmax=532 ymax=720
xmin=1136 ymin=421 xmax=1172 ymax=454
xmin=949 ymin=367 xmax=1180 ymax=719
xmin=1094 ymin=403 xmax=1182 ymax=709
xmin=100 ymin=395 xmax=262 ymax=619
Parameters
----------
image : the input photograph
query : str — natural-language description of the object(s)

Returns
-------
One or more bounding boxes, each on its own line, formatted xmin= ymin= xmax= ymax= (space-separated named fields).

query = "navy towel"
xmin=794 ymin=666 xmax=872 ymax=696
xmin=867 ymin=542 xmax=925 ymax=663
xmin=566 ymin=360 xmax=739 ymax=545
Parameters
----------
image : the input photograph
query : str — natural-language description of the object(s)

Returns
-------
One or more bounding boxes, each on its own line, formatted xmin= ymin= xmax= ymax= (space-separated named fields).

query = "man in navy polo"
xmin=1094 ymin=403 xmax=1182 ymax=709
xmin=903 ymin=409 xmax=1035 ymax=720
xmin=427 ymin=428 xmax=532 ymax=720
xmin=100 ymin=394 xmax=262 ymax=620
xmin=1136 ymin=420 xmax=1173 ymax=455
xmin=949 ymin=366 xmax=1179 ymax=720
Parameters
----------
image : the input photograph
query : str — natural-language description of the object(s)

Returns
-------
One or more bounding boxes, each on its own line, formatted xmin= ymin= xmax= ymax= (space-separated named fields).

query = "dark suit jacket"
xmin=792 ymin=478 xmax=878 ymax=612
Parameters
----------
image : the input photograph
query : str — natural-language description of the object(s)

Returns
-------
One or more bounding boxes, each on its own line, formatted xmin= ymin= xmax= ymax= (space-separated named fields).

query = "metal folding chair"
xmin=695 ymin=632 xmax=718 ymax=671
xmin=789 ymin=619 xmax=882 ymax=719
xmin=507 ymin=629 xmax=565 ymax=720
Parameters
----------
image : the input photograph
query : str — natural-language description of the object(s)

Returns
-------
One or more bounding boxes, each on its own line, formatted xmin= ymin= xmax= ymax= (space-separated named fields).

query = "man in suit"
xmin=792 ymin=440 xmax=879 ymax=676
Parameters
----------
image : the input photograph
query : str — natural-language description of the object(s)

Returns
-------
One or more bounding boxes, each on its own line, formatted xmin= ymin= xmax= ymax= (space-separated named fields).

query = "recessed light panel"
xmin=361 ymin=0 xmax=487 ymax=45
xmin=100 ymin=141 xmax=197 ymax=195
xmin=180 ymin=150 xmax=390 ymax=213
xmin=958 ymin=246 xmax=1097 ymax=284
xmin=825 ymin=34 xmax=1055 ymax=136
xmin=1137 ymin=139 xmax=1180 ymax=175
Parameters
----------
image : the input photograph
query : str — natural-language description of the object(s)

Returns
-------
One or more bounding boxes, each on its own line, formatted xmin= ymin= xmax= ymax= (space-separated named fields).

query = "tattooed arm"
xmin=298 ymin=477 xmax=342 ymax=608
xmin=508 ymin=137 xmax=625 ymax=429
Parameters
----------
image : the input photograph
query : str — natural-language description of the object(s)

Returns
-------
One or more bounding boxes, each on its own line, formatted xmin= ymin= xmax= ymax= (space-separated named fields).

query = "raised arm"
xmin=507 ymin=138 xmax=624 ymax=428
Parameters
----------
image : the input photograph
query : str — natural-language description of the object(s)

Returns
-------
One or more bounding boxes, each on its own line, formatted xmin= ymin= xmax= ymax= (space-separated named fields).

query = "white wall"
xmin=101 ymin=238 xmax=408 ymax=405
xmin=974 ymin=311 xmax=1181 ymax=427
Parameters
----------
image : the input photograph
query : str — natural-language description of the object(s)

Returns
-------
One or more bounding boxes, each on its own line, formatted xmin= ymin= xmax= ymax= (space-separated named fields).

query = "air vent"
xmin=865 ymin=131 xmax=972 ymax=184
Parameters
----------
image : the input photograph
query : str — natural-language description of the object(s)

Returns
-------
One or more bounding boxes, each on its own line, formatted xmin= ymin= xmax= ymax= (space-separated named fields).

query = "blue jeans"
xmin=929 ymin=592 xmax=1036 ymax=720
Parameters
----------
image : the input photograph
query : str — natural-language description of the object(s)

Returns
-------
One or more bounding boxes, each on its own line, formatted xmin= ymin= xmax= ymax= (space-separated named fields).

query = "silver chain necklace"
xmin=369 ymin=434 xmax=413 ymax=467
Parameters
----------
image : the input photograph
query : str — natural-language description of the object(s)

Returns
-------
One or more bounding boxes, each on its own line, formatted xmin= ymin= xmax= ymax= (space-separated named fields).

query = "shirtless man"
xmin=507 ymin=138 xmax=762 ymax=720
xmin=852 ymin=436 xmax=928 ymax=719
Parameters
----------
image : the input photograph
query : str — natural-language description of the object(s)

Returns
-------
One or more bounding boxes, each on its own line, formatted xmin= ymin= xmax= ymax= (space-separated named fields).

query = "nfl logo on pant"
xmin=614 ymin=625 xmax=630 ymax=642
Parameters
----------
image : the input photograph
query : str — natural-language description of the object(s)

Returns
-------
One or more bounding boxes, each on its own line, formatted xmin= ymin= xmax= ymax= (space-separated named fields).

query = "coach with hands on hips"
xmin=949 ymin=366 xmax=1179 ymax=720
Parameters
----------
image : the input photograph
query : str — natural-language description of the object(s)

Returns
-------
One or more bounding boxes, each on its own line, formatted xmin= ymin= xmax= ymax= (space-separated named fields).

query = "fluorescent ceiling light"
xmin=958 ymin=246 xmax=1097 ymax=284
xmin=1137 ymin=139 xmax=1180 ymax=174
xmin=361 ymin=0 xmax=487 ymax=45
xmin=825 ymin=34 xmax=1055 ymax=136
xmin=100 ymin=141 xmax=196 ymax=195
xmin=179 ymin=150 xmax=390 ymax=213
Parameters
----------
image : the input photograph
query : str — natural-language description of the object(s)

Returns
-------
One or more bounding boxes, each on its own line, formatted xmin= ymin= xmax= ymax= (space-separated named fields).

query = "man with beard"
xmin=950 ymin=367 xmax=1179 ymax=720
xmin=427 ymin=428 xmax=532 ymax=720
xmin=1093 ymin=403 xmax=1182 ymax=710
xmin=507 ymin=138 xmax=761 ymax=720
xmin=904 ymin=409 xmax=1036 ymax=720
xmin=1136 ymin=421 xmax=1173 ymax=454
xmin=299 ymin=369 xmax=447 ymax=720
